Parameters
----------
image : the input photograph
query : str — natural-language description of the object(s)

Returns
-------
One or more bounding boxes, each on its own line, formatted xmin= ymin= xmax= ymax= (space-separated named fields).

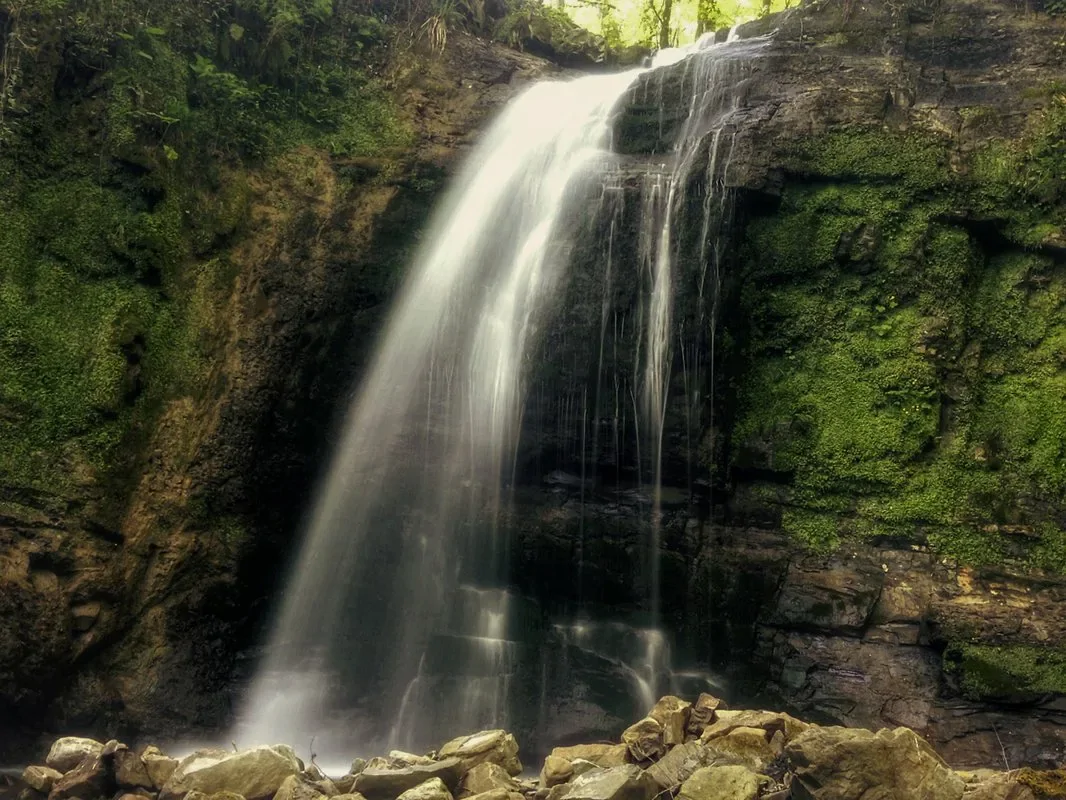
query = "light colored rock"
xmin=349 ymin=760 xmax=368 ymax=776
xmin=539 ymin=756 xmax=574 ymax=789
xmin=645 ymin=741 xmax=715 ymax=791
xmin=570 ymin=760 xmax=600 ymax=778
xmin=549 ymin=746 xmax=627 ymax=770
xmin=785 ymin=726 xmax=965 ymax=800
xmin=459 ymin=763 xmax=518 ymax=797
xmin=115 ymin=748 xmax=154 ymax=790
xmin=678 ymin=766 xmax=767 ymax=800
xmin=649 ymin=697 xmax=691 ymax=747
xmin=559 ymin=766 xmax=656 ymax=800
xmin=304 ymin=765 xmax=328 ymax=782
xmin=702 ymin=727 xmax=775 ymax=772
xmin=686 ymin=695 xmax=725 ymax=737
xmin=274 ymin=775 xmax=328 ymax=800
xmin=464 ymin=791 xmax=511 ymax=800
xmin=964 ymin=782 xmax=1037 ymax=800
xmin=352 ymin=758 xmax=463 ymax=798
xmin=622 ymin=717 xmax=665 ymax=763
xmin=143 ymin=747 xmax=180 ymax=790
xmin=396 ymin=778 xmax=453 ymax=800
xmin=46 ymin=737 xmax=105 ymax=774
xmin=209 ymin=793 xmax=248 ymax=800
xmin=390 ymin=753 xmax=435 ymax=767
xmin=21 ymin=767 xmax=63 ymax=794
xmin=115 ymin=793 xmax=155 ymax=800
xmin=48 ymin=751 xmax=110 ymax=800
xmin=700 ymin=710 xmax=808 ymax=744
xmin=439 ymin=731 xmax=522 ymax=776
xmin=333 ymin=794 xmax=369 ymax=800
xmin=160 ymin=745 xmax=302 ymax=800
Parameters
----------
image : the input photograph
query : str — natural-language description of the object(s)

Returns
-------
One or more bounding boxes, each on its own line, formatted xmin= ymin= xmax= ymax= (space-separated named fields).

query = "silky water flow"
xmin=238 ymin=33 xmax=767 ymax=765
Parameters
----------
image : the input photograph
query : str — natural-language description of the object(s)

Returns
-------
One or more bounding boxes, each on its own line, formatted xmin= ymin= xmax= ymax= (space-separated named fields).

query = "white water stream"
xmin=238 ymin=33 xmax=765 ymax=761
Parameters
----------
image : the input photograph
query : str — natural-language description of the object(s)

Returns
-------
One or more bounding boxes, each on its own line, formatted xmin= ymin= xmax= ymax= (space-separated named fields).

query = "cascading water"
xmin=239 ymin=32 xmax=766 ymax=763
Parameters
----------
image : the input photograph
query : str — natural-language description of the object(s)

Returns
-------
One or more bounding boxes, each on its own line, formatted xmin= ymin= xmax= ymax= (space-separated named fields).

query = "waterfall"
xmin=238 ymin=33 xmax=766 ymax=763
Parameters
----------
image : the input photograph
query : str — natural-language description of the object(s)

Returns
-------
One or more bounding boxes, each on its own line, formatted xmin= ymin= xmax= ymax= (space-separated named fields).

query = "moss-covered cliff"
xmin=0 ymin=0 xmax=557 ymax=759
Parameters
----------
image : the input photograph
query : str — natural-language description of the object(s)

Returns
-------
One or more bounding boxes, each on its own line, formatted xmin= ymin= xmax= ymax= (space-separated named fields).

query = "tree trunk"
xmin=658 ymin=0 xmax=673 ymax=48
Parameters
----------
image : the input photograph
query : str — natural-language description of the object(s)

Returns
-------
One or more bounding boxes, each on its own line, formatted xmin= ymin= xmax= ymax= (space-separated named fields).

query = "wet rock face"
xmin=505 ymin=0 xmax=1066 ymax=772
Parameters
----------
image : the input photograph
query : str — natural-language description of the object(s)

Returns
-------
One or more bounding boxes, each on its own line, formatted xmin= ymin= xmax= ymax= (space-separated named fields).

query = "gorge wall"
xmin=2 ymin=0 xmax=1066 ymax=772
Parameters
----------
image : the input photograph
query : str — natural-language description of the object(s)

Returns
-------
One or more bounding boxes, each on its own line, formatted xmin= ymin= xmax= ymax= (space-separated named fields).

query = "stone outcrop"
xmin=159 ymin=746 xmax=301 ymax=800
xmin=15 ymin=704 xmax=1060 ymax=800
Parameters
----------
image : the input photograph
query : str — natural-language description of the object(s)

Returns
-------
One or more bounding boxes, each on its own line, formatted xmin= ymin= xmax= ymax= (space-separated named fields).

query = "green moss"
xmin=733 ymin=125 xmax=1066 ymax=567
xmin=944 ymin=642 xmax=1066 ymax=700
xmin=781 ymin=509 xmax=840 ymax=552
xmin=0 ymin=2 xmax=411 ymax=501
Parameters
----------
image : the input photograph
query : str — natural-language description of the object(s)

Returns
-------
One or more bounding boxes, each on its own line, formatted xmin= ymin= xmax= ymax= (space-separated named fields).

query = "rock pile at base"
xmin=15 ymin=703 xmax=1066 ymax=800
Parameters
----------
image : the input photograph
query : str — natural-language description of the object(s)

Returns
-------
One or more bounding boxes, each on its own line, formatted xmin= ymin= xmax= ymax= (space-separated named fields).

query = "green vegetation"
xmin=556 ymin=0 xmax=792 ymax=50
xmin=943 ymin=642 xmax=1066 ymax=699
xmin=0 ymin=0 xmax=412 ymax=497
xmin=731 ymin=105 xmax=1066 ymax=571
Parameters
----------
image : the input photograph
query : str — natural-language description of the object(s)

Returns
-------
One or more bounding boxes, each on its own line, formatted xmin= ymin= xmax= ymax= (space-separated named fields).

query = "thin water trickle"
xmin=238 ymin=34 xmax=766 ymax=760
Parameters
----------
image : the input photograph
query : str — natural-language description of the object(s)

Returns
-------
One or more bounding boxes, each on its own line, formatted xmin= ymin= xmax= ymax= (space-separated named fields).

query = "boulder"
xmin=349 ymin=760 xmax=368 ymax=777
xmin=274 ymin=775 xmax=328 ymax=800
xmin=549 ymin=746 xmax=627 ymax=769
xmin=49 ymin=750 xmax=113 ymax=800
xmin=312 ymin=779 xmax=338 ymax=797
xmin=142 ymin=747 xmax=180 ymax=790
xmin=648 ymin=697 xmax=691 ymax=747
xmin=785 ymin=726 xmax=965 ymax=800
xmin=46 ymin=738 xmax=106 ymax=774
xmin=352 ymin=758 xmax=463 ymax=798
xmin=114 ymin=749 xmax=154 ymax=791
xmin=159 ymin=745 xmax=302 ymax=800
xmin=21 ymin=767 xmax=63 ymax=794
xmin=458 ymin=764 xmax=518 ymax=797
xmin=700 ymin=710 xmax=807 ymax=744
xmin=964 ymin=781 xmax=1037 ymax=800
xmin=396 ymin=779 xmax=453 ymax=800
xmin=539 ymin=756 xmax=574 ymax=789
xmin=686 ymin=695 xmax=725 ymax=737
xmin=463 ymin=791 xmax=512 ymax=800
xmin=559 ymin=766 xmax=656 ymax=800
xmin=333 ymin=794 xmax=369 ymax=800
xmin=701 ymin=727 xmax=776 ymax=772
xmin=645 ymin=741 xmax=715 ymax=791
xmin=678 ymin=766 xmax=767 ymax=800
xmin=622 ymin=718 xmax=665 ymax=763
xmin=116 ymin=793 xmax=155 ymax=800
xmin=438 ymin=731 xmax=522 ymax=776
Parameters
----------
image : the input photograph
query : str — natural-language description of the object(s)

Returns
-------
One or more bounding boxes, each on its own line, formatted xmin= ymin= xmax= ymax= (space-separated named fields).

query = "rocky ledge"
xmin=6 ymin=695 xmax=1065 ymax=800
